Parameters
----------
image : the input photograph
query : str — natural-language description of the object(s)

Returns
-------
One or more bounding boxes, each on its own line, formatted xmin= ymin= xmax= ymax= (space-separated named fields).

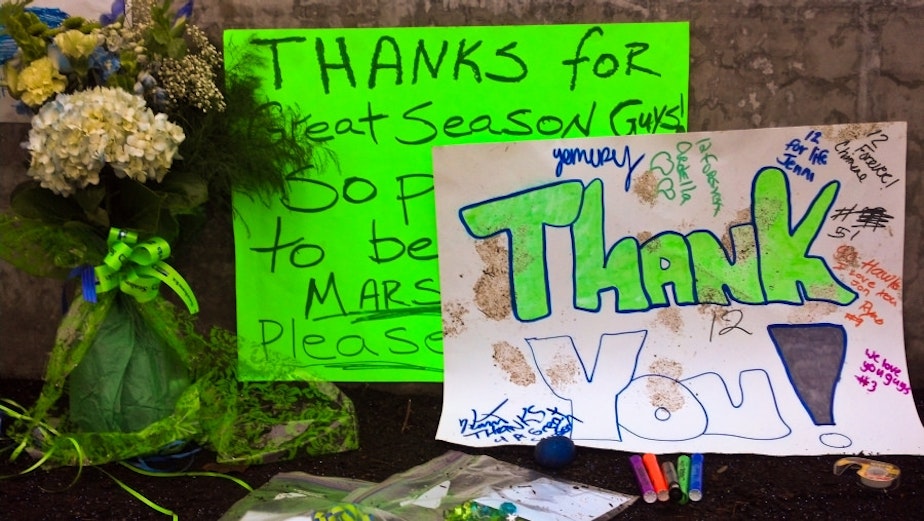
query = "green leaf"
xmin=158 ymin=169 xmax=209 ymax=213
xmin=166 ymin=37 xmax=187 ymax=60
xmin=0 ymin=212 xmax=105 ymax=277
xmin=10 ymin=181 xmax=85 ymax=223
xmin=110 ymin=177 xmax=165 ymax=229
xmin=70 ymin=184 xmax=109 ymax=228
xmin=154 ymin=207 xmax=180 ymax=243
xmin=151 ymin=26 xmax=170 ymax=45
xmin=108 ymin=178 xmax=179 ymax=242
xmin=71 ymin=183 xmax=105 ymax=209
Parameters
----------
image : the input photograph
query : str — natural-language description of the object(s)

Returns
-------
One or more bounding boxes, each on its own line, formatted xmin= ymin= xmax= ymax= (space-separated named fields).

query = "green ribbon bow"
xmin=93 ymin=228 xmax=199 ymax=314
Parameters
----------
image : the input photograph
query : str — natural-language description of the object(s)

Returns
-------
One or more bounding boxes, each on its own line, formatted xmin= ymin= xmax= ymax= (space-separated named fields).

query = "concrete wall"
xmin=3 ymin=0 xmax=923 ymax=385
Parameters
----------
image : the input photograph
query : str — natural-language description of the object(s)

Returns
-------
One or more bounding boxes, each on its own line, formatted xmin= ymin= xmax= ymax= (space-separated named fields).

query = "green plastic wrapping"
xmin=68 ymin=294 xmax=191 ymax=433
xmin=7 ymin=291 xmax=359 ymax=468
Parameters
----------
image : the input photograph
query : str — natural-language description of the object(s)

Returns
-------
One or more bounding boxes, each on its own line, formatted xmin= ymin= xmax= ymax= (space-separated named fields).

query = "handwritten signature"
xmin=552 ymin=145 xmax=644 ymax=191
xmin=458 ymin=399 xmax=580 ymax=442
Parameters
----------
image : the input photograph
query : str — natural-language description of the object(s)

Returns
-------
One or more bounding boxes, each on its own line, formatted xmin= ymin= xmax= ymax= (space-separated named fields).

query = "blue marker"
xmin=689 ymin=453 xmax=704 ymax=501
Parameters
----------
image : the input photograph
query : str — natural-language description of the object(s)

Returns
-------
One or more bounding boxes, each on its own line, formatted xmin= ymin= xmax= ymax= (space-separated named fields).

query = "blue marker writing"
xmin=689 ymin=453 xmax=704 ymax=501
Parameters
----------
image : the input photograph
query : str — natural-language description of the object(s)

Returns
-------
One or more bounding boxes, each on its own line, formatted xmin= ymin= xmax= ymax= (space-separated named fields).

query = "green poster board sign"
xmin=225 ymin=23 xmax=690 ymax=382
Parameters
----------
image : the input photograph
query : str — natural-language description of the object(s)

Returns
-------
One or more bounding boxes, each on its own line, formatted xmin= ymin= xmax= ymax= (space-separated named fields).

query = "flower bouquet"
xmin=0 ymin=0 xmax=357 ymax=469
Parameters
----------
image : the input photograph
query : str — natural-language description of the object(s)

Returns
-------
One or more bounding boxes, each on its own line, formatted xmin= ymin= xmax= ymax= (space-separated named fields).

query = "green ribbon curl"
xmin=93 ymin=228 xmax=198 ymax=314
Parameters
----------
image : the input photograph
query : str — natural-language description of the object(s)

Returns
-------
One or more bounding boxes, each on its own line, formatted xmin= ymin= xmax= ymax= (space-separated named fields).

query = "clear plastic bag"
xmin=218 ymin=472 xmax=383 ymax=521
xmin=221 ymin=451 xmax=637 ymax=520
xmin=345 ymin=451 xmax=636 ymax=521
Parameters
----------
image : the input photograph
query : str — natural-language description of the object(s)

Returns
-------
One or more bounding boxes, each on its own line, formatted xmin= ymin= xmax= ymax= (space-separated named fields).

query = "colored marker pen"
xmin=629 ymin=455 xmax=657 ymax=503
xmin=689 ymin=453 xmax=704 ymax=501
xmin=642 ymin=453 xmax=669 ymax=501
xmin=662 ymin=460 xmax=682 ymax=502
xmin=677 ymin=454 xmax=691 ymax=504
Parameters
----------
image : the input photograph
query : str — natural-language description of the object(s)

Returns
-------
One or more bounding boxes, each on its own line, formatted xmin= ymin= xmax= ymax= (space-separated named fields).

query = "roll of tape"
xmin=833 ymin=457 xmax=900 ymax=489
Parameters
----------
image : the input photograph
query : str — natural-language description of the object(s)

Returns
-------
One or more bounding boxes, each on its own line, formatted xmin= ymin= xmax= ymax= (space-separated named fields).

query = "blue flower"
xmin=100 ymin=0 xmax=125 ymax=26
xmin=174 ymin=1 xmax=194 ymax=21
xmin=148 ymin=87 xmax=169 ymax=111
xmin=139 ymin=72 xmax=157 ymax=90
xmin=13 ymin=100 xmax=33 ymax=116
xmin=89 ymin=47 xmax=121 ymax=83
xmin=47 ymin=44 xmax=73 ymax=73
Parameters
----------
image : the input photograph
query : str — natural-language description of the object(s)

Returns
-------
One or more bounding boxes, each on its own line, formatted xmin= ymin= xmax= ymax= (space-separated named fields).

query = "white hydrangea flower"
xmin=25 ymin=87 xmax=185 ymax=196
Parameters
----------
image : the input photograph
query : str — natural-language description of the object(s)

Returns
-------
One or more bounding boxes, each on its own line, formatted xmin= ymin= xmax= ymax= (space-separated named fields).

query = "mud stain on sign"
xmin=442 ymin=300 xmax=468 ymax=338
xmin=493 ymin=341 xmax=536 ymax=387
xmin=656 ymin=307 xmax=683 ymax=333
xmin=719 ymin=207 xmax=753 ymax=253
xmin=824 ymin=122 xmax=883 ymax=142
xmin=696 ymin=303 xmax=720 ymax=316
xmin=833 ymin=244 xmax=860 ymax=269
xmin=647 ymin=357 xmax=686 ymax=412
xmin=788 ymin=301 xmax=838 ymax=323
xmin=545 ymin=353 xmax=580 ymax=389
xmin=633 ymin=170 xmax=659 ymax=206
xmin=474 ymin=235 xmax=512 ymax=321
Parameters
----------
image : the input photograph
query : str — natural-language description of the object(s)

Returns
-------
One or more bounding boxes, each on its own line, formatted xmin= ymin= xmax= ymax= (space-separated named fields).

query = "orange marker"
xmin=642 ymin=453 xmax=669 ymax=501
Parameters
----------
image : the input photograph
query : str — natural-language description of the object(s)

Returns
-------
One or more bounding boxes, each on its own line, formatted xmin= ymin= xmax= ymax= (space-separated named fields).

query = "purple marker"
xmin=629 ymin=454 xmax=657 ymax=503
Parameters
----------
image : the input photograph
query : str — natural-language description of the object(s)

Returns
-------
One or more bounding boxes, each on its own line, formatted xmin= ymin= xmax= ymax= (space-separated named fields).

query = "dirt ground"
xmin=1 ymin=379 xmax=922 ymax=520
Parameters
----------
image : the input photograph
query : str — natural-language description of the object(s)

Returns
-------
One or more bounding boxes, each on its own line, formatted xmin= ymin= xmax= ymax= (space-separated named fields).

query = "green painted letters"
xmin=460 ymin=181 xmax=583 ymax=320
xmin=459 ymin=168 xmax=855 ymax=321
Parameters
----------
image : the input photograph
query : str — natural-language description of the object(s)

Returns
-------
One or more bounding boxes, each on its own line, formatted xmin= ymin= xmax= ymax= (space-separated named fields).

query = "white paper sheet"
xmin=433 ymin=122 xmax=924 ymax=455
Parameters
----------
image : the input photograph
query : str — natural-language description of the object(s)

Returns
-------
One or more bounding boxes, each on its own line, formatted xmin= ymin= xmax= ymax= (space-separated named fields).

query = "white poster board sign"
xmin=433 ymin=121 xmax=924 ymax=455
